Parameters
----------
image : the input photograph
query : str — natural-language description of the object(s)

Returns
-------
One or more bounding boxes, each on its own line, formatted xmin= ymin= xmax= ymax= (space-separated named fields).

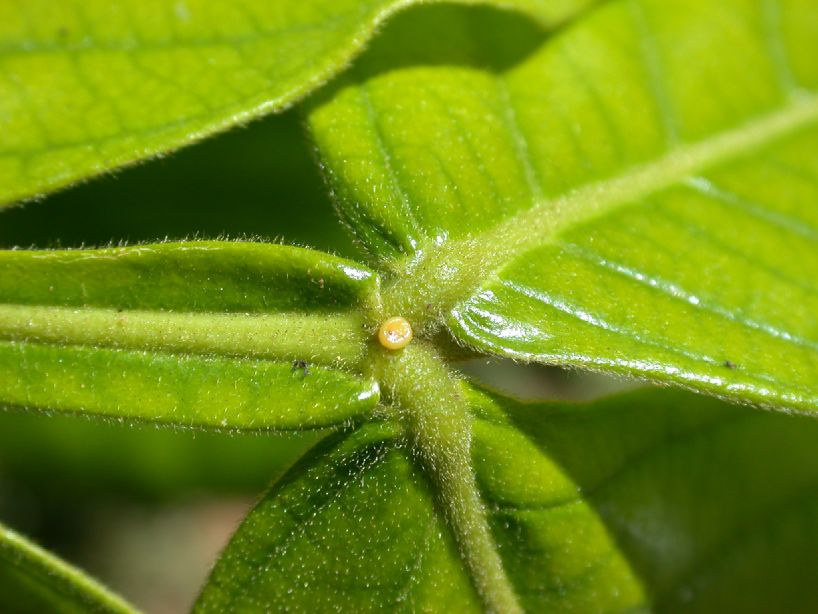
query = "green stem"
xmin=375 ymin=343 xmax=521 ymax=614
xmin=0 ymin=304 xmax=368 ymax=370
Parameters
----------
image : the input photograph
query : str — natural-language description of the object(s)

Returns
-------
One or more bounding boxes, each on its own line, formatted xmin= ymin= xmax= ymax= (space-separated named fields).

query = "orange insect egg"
xmin=377 ymin=316 xmax=413 ymax=350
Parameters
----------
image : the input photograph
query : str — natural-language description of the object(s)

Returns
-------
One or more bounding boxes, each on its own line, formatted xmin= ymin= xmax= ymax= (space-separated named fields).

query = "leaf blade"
xmin=0 ymin=341 xmax=378 ymax=430
xmin=0 ymin=0 xmax=595 ymax=205
xmin=308 ymin=0 xmax=818 ymax=412
xmin=195 ymin=385 xmax=818 ymax=611
xmin=469 ymin=385 xmax=818 ymax=611
xmin=0 ymin=241 xmax=381 ymax=430
xmin=0 ymin=522 xmax=138 ymax=614
xmin=194 ymin=422 xmax=484 ymax=612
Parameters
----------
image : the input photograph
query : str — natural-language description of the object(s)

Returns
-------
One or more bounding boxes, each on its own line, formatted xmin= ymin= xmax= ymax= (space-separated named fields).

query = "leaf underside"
xmin=308 ymin=0 xmax=818 ymax=414
xmin=2 ymin=0 xmax=818 ymax=612
xmin=0 ymin=242 xmax=380 ymax=429
xmin=196 ymin=387 xmax=818 ymax=613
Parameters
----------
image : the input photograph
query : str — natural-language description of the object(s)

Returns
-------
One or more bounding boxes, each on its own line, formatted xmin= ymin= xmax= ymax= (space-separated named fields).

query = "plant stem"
xmin=375 ymin=343 xmax=522 ymax=614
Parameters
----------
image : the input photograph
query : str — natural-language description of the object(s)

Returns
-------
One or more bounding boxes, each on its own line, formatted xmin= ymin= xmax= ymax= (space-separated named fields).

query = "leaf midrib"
xmin=0 ymin=303 xmax=368 ymax=369
xmin=381 ymin=93 xmax=818 ymax=328
xmin=375 ymin=344 xmax=523 ymax=613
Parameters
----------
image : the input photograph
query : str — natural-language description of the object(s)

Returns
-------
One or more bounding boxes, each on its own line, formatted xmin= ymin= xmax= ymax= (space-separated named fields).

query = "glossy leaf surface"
xmin=0 ymin=241 xmax=380 ymax=429
xmin=0 ymin=522 xmax=137 ymax=613
xmin=196 ymin=386 xmax=818 ymax=612
xmin=309 ymin=0 xmax=818 ymax=412
xmin=0 ymin=0 xmax=593 ymax=206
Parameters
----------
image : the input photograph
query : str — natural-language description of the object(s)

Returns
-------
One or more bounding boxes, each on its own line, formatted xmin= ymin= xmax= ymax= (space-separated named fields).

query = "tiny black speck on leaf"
xmin=292 ymin=359 xmax=310 ymax=377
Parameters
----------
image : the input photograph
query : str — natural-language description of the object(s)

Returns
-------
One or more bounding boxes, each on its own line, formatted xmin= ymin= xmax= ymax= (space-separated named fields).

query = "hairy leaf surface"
xmin=195 ymin=387 xmax=818 ymax=612
xmin=309 ymin=0 xmax=818 ymax=412
xmin=0 ymin=522 xmax=137 ymax=613
xmin=0 ymin=0 xmax=593 ymax=205
xmin=0 ymin=241 xmax=380 ymax=429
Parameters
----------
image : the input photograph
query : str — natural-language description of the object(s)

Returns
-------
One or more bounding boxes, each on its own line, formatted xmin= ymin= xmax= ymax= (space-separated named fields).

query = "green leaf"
xmin=194 ymin=421 xmax=485 ymax=612
xmin=0 ymin=0 xmax=594 ymax=206
xmin=0 ymin=241 xmax=380 ymax=429
xmin=195 ymin=386 xmax=818 ymax=612
xmin=308 ymin=0 xmax=818 ymax=412
xmin=0 ymin=521 xmax=137 ymax=613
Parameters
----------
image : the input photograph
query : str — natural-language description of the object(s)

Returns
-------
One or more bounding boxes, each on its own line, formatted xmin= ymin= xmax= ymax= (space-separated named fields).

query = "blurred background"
xmin=0 ymin=108 xmax=633 ymax=613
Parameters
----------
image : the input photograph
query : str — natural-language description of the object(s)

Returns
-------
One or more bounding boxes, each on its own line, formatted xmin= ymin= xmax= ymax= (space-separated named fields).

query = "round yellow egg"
xmin=377 ymin=316 xmax=413 ymax=350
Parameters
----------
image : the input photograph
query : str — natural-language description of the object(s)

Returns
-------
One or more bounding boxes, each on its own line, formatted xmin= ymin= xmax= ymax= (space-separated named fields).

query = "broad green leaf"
xmin=0 ymin=0 xmax=594 ymax=206
xmin=0 ymin=521 xmax=137 ymax=613
xmin=195 ymin=386 xmax=818 ymax=613
xmin=308 ymin=0 xmax=818 ymax=412
xmin=0 ymin=241 xmax=380 ymax=429
xmin=194 ymin=421 xmax=485 ymax=612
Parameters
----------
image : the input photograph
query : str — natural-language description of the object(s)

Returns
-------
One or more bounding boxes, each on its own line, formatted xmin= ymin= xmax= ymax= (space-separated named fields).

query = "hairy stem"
xmin=375 ymin=343 xmax=521 ymax=613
